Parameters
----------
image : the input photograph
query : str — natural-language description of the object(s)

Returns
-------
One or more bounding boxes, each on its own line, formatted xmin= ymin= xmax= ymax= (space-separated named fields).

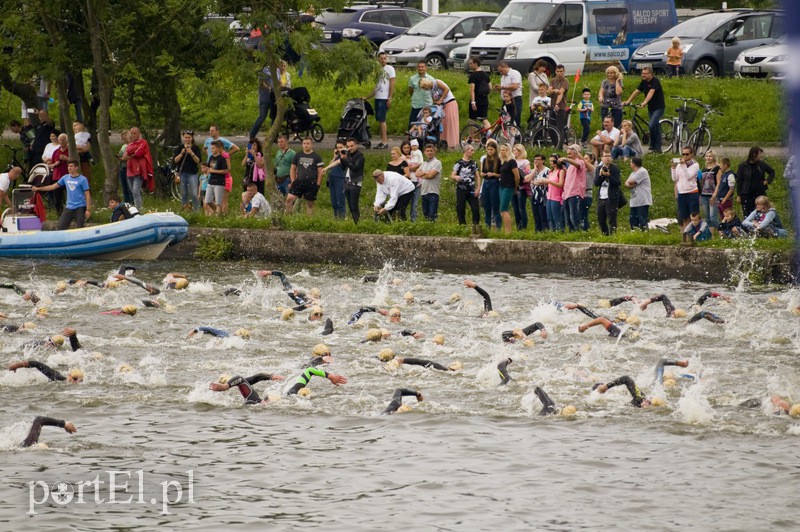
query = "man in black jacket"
xmin=340 ymin=138 xmax=365 ymax=223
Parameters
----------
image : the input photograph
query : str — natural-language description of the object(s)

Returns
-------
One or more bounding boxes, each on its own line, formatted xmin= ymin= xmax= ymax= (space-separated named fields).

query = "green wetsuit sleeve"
xmin=297 ymin=367 xmax=328 ymax=384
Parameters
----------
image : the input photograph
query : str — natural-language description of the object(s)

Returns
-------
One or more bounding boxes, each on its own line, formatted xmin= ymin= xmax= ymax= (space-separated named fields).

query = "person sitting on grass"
xmin=682 ymin=212 xmax=711 ymax=244
xmin=718 ymin=207 xmax=743 ymax=239
xmin=741 ymin=195 xmax=787 ymax=238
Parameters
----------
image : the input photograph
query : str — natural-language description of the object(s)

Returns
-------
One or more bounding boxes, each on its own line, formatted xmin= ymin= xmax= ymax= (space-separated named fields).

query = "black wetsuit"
xmin=607 ymin=296 xmax=634 ymax=307
xmin=322 ymin=318 xmax=334 ymax=336
xmin=646 ymin=294 xmax=675 ymax=317
xmin=22 ymin=360 xmax=67 ymax=381
xmin=602 ymin=376 xmax=646 ymax=407
xmin=348 ymin=306 xmax=376 ymax=325
xmin=654 ymin=359 xmax=684 ymax=383
xmin=287 ymin=367 xmax=330 ymax=395
xmin=402 ymin=358 xmax=450 ymax=371
xmin=1 ymin=324 xmax=22 ymax=333
xmin=23 ymin=334 xmax=82 ymax=352
xmin=68 ymin=279 xmax=104 ymax=288
xmin=498 ymin=358 xmax=513 ymax=385
xmin=224 ymin=287 xmax=242 ymax=296
xmin=362 ymin=274 xmax=379 ymax=283
xmin=21 ymin=416 xmax=67 ymax=447
xmin=227 ymin=373 xmax=275 ymax=404
xmin=502 ymin=322 xmax=545 ymax=342
xmin=687 ymin=310 xmax=724 ymax=324
xmin=470 ymin=285 xmax=493 ymax=312
xmin=573 ymin=304 xmax=598 ymax=319
xmin=694 ymin=291 xmax=723 ymax=307
xmin=382 ymin=388 xmax=420 ymax=415
xmin=269 ymin=271 xmax=294 ymax=291
xmin=0 ymin=283 xmax=39 ymax=304
xmin=123 ymin=275 xmax=160 ymax=295
xmin=192 ymin=327 xmax=229 ymax=338
xmin=534 ymin=386 xmax=558 ymax=415
xmin=141 ymin=299 xmax=160 ymax=308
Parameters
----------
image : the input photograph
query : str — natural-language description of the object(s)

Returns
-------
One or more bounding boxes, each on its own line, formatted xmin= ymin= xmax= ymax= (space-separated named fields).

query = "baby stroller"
xmin=283 ymin=87 xmax=324 ymax=142
xmin=408 ymin=104 xmax=447 ymax=150
xmin=337 ymin=98 xmax=373 ymax=148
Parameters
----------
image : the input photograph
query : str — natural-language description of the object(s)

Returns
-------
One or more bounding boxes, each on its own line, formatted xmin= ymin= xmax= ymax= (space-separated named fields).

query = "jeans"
xmin=118 ymin=163 xmax=133 ymax=204
xmin=611 ymin=145 xmax=637 ymax=160
xmin=127 ymin=175 xmax=143 ymax=210
xmin=700 ymin=195 xmax=720 ymax=228
xmin=481 ymin=179 xmax=501 ymax=228
xmin=57 ymin=206 xmax=86 ymax=230
xmin=512 ymin=192 xmax=528 ymax=229
xmin=546 ymin=199 xmax=564 ymax=231
xmin=276 ymin=178 xmax=289 ymax=197
xmin=410 ymin=183 xmax=421 ymax=221
xmin=249 ymin=88 xmax=272 ymax=139
xmin=329 ymin=175 xmax=346 ymax=219
xmin=456 ymin=188 xmax=480 ymax=225
xmin=344 ymin=183 xmax=361 ymax=223
xmin=563 ymin=195 xmax=582 ymax=231
xmin=580 ymin=195 xmax=592 ymax=231
xmin=597 ymin=197 xmax=618 ymax=235
xmin=629 ymin=204 xmax=650 ymax=230
xmin=513 ymin=96 xmax=523 ymax=130
xmin=580 ymin=117 xmax=591 ymax=143
xmin=531 ymin=199 xmax=547 ymax=232
xmin=180 ymin=172 xmax=199 ymax=210
xmin=421 ymin=193 xmax=439 ymax=221
xmin=648 ymin=107 xmax=665 ymax=152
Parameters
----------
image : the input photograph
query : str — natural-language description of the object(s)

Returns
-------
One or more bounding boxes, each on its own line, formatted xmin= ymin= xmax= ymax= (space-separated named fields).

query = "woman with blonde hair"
xmin=598 ymin=66 xmax=624 ymax=128
xmin=611 ymin=120 xmax=644 ymax=160
xmin=699 ymin=149 xmax=721 ymax=234
xmin=512 ymin=143 xmax=530 ymax=229
xmin=497 ymin=144 xmax=520 ymax=233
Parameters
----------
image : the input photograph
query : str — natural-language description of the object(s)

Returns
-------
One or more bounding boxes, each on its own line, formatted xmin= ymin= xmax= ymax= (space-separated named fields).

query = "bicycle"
xmin=622 ymin=104 xmax=651 ymax=146
xmin=3 ymin=144 xmax=28 ymax=174
xmin=459 ymin=108 xmax=522 ymax=149
xmin=562 ymin=102 xmax=578 ymax=147
xmin=658 ymin=96 xmax=696 ymax=154
xmin=685 ymin=99 xmax=722 ymax=157
xmin=156 ymin=145 xmax=182 ymax=202
xmin=524 ymin=105 xmax=561 ymax=150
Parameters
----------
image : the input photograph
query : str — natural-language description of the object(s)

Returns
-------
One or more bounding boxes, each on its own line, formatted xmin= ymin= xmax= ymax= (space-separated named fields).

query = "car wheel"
xmin=693 ymin=60 xmax=718 ymax=79
xmin=426 ymin=54 xmax=446 ymax=70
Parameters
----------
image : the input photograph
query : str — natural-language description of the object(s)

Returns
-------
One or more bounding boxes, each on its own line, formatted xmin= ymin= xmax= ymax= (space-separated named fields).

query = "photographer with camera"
xmin=172 ymin=130 xmax=202 ymax=211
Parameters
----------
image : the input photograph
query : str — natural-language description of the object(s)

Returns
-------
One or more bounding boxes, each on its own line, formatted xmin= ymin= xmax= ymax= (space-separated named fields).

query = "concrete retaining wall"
xmin=163 ymin=228 xmax=794 ymax=284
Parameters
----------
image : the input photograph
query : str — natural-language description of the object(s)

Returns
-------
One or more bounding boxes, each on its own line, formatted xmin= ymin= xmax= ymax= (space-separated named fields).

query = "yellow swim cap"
xmin=91 ymin=351 xmax=104 ymax=360
xmin=432 ymin=334 xmax=445 ymax=345
xmin=792 ymin=308 xmax=800 ymax=317
xmin=122 ymin=305 xmax=138 ymax=316
xmin=218 ymin=374 xmax=231 ymax=384
xmin=105 ymin=280 xmax=120 ymax=289
xmin=378 ymin=348 xmax=395 ymax=362
xmin=616 ymin=310 xmax=628 ymax=322
xmin=281 ymin=308 xmax=295 ymax=320
xmin=388 ymin=307 xmax=402 ymax=318
xmin=768 ymin=296 xmax=780 ymax=304
xmin=366 ymin=328 xmax=383 ymax=342
xmin=522 ymin=338 xmax=536 ymax=348
xmin=164 ymin=304 xmax=177 ymax=313
xmin=392 ymin=278 xmax=403 ymax=286
xmin=790 ymin=404 xmax=800 ymax=418
xmin=235 ymin=328 xmax=251 ymax=339
xmin=386 ymin=358 xmax=401 ymax=369
xmin=448 ymin=293 xmax=461 ymax=304
xmin=487 ymin=310 xmax=500 ymax=318
xmin=174 ymin=278 xmax=189 ymax=290
xmin=673 ymin=309 xmax=687 ymax=319
xmin=118 ymin=363 xmax=133 ymax=373
xmin=561 ymin=405 xmax=577 ymax=417
xmin=297 ymin=387 xmax=311 ymax=397
xmin=650 ymin=397 xmax=665 ymax=407
xmin=312 ymin=343 xmax=330 ymax=356
xmin=448 ymin=361 xmax=463 ymax=371
xmin=68 ymin=368 xmax=84 ymax=380
xmin=397 ymin=404 xmax=413 ymax=413
xmin=22 ymin=321 xmax=36 ymax=330
xmin=37 ymin=307 xmax=49 ymax=316
xmin=663 ymin=378 xmax=677 ymax=388
xmin=598 ymin=299 xmax=611 ymax=308
xmin=310 ymin=305 xmax=323 ymax=317
xmin=625 ymin=315 xmax=641 ymax=327
xmin=309 ymin=288 xmax=321 ymax=299
xmin=55 ymin=281 xmax=68 ymax=293
xmin=403 ymin=291 xmax=415 ymax=302
xmin=50 ymin=335 xmax=64 ymax=347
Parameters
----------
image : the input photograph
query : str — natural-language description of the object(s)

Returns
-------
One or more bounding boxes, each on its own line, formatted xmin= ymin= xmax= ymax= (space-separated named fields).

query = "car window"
xmin=455 ymin=17 xmax=484 ymax=38
xmin=541 ymin=5 xmax=583 ymax=43
xmin=564 ymin=4 xmax=583 ymax=40
xmin=731 ymin=16 xmax=763 ymax=41
xmin=707 ymin=20 xmax=735 ymax=43
xmin=383 ymin=10 xmax=408 ymax=27
xmin=361 ymin=11 xmax=383 ymax=24
xmin=482 ymin=17 xmax=496 ymax=31
xmin=769 ymin=15 xmax=784 ymax=38
xmin=406 ymin=11 xmax=427 ymax=27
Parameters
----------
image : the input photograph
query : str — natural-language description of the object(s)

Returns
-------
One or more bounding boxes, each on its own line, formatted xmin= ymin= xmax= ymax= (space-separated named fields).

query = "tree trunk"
xmin=0 ymin=66 xmax=38 ymax=111
xmin=54 ymin=75 xmax=78 ymax=159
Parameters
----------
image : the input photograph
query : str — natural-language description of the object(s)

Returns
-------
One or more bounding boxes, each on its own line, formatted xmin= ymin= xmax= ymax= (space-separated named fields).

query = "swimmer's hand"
xmin=62 ymin=327 xmax=76 ymax=337
xmin=416 ymin=392 xmax=424 ymax=402
xmin=595 ymin=384 xmax=609 ymax=394
xmin=271 ymin=375 xmax=285 ymax=381
xmin=577 ymin=324 xmax=588 ymax=333
xmin=539 ymin=329 xmax=549 ymax=339
xmin=64 ymin=421 xmax=77 ymax=434
xmin=9 ymin=361 xmax=28 ymax=372
xmin=463 ymin=279 xmax=477 ymax=289
xmin=512 ymin=328 xmax=525 ymax=339
xmin=377 ymin=308 xmax=388 ymax=316
xmin=257 ymin=270 xmax=272 ymax=278
xmin=209 ymin=382 xmax=230 ymax=392
xmin=677 ymin=360 xmax=689 ymax=368
xmin=412 ymin=332 xmax=424 ymax=340
xmin=328 ymin=374 xmax=347 ymax=386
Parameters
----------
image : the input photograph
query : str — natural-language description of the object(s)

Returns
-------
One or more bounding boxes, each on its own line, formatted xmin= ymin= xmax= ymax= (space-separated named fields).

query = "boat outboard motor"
xmin=121 ymin=203 xmax=140 ymax=219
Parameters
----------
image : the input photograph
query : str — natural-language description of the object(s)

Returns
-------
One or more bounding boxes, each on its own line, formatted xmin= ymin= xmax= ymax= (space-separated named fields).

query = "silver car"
xmin=380 ymin=12 xmax=497 ymax=70
xmin=734 ymin=36 xmax=787 ymax=81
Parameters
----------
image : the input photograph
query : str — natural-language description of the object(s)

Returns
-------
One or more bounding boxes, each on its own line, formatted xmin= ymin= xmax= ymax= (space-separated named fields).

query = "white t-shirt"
xmin=528 ymin=72 xmax=549 ymax=107
xmin=408 ymin=148 xmax=423 ymax=183
xmin=531 ymin=96 xmax=551 ymax=109
xmin=42 ymin=142 xmax=59 ymax=163
xmin=75 ymin=131 xmax=90 ymax=147
xmin=501 ymin=69 xmax=523 ymax=98
xmin=374 ymin=65 xmax=396 ymax=100
xmin=249 ymin=192 xmax=271 ymax=216
xmin=593 ymin=127 xmax=621 ymax=144
xmin=0 ymin=172 xmax=10 ymax=193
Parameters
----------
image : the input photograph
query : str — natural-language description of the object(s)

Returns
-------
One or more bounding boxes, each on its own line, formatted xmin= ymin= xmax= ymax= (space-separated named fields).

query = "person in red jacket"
xmin=120 ymin=127 xmax=153 ymax=210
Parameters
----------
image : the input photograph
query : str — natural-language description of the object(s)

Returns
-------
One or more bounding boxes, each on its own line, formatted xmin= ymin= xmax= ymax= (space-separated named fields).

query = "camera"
xmin=340 ymin=150 xmax=347 ymax=156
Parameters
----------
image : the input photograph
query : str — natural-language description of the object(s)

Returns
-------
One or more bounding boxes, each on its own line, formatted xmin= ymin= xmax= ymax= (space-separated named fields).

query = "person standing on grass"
xmin=598 ymin=66 xmax=624 ymax=129
xmin=480 ymin=139 xmax=502 ymax=229
xmin=322 ymin=141 xmax=348 ymax=220
xmin=204 ymin=140 xmax=230 ymax=216
xmin=173 ymin=130 xmax=202 ymax=212
xmin=671 ymin=146 xmax=700 ymax=229
xmin=340 ymin=138 xmax=365 ymax=223
xmin=495 ymin=61 xmax=523 ymax=128
xmin=548 ymin=64 xmax=569 ymax=151
xmin=468 ymin=57 xmax=491 ymax=131
xmin=525 ymin=153 xmax=549 ymax=232
xmin=286 ymin=138 xmax=324 ymax=216
xmin=273 ymin=134 xmax=295 ymax=198
xmin=47 ymin=133 xmax=70 ymax=215
xmin=594 ymin=150 xmax=622 ymax=235
xmin=406 ymin=139 xmax=424 ymax=222
xmin=451 ymin=144 xmax=481 ymax=227
xmin=417 ymin=144 xmax=442 ymax=222
xmin=203 ymin=124 xmax=239 ymax=162
xmin=497 ymin=144 xmax=519 ymax=234
xmin=624 ymin=66 xmax=665 ymax=154
xmin=699 ymin=150 xmax=721 ymax=236
xmin=33 ymin=160 xmax=91 ymax=230
xmin=736 ymin=147 xmax=775 ymax=218
xmin=121 ymin=127 xmax=153 ymax=211
xmin=408 ymin=61 xmax=434 ymax=129
xmin=560 ymin=144 xmax=587 ymax=232
xmin=364 ymin=51 xmax=395 ymax=150
xmin=625 ymin=156 xmax=651 ymax=230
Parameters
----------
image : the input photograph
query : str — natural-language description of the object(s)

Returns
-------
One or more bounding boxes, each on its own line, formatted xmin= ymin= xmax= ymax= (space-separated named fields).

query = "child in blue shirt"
xmin=682 ymin=212 xmax=712 ymax=243
xmin=578 ymin=88 xmax=594 ymax=145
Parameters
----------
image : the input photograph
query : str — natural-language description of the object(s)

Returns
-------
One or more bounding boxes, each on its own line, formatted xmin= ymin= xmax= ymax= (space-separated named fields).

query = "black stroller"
xmin=283 ymin=87 xmax=324 ymax=142
xmin=337 ymin=98 xmax=373 ymax=148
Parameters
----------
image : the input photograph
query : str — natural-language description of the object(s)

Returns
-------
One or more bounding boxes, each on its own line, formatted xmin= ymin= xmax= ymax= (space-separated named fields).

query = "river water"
xmin=1 ymin=259 xmax=799 ymax=530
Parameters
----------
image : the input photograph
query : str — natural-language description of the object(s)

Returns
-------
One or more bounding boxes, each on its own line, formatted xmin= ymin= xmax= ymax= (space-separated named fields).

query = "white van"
xmin=467 ymin=0 xmax=678 ymax=74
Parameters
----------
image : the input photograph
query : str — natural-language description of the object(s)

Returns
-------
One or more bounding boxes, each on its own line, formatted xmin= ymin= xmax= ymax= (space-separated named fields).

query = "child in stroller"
xmin=407 ymin=104 xmax=445 ymax=148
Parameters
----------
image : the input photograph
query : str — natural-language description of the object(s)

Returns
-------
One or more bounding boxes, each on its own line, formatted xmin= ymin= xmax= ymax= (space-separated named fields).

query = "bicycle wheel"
xmin=460 ymin=123 xmax=483 ymax=149
xmin=659 ymin=120 xmax=675 ymax=153
xmin=678 ymin=124 xmax=689 ymax=152
xmin=493 ymin=125 xmax=521 ymax=146
xmin=565 ymin=127 xmax=578 ymax=146
xmin=529 ymin=126 xmax=560 ymax=150
xmin=688 ymin=127 xmax=712 ymax=157
xmin=171 ymin=173 xmax=181 ymax=202
xmin=634 ymin=120 xmax=650 ymax=146
xmin=310 ymin=124 xmax=324 ymax=142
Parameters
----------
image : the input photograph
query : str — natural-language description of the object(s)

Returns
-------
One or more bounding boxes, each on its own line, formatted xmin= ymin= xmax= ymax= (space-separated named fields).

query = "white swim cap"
xmin=448 ymin=293 xmax=461 ymax=304
xmin=448 ymin=361 xmax=463 ymax=371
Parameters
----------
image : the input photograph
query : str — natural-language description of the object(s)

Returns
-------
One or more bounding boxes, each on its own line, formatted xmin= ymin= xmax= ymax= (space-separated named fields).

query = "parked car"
xmin=316 ymin=5 xmax=428 ymax=48
xmin=379 ymin=12 xmax=497 ymax=70
xmin=447 ymin=44 xmax=471 ymax=70
xmin=629 ymin=9 xmax=784 ymax=78
xmin=733 ymin=36 xmax=787 ymax=81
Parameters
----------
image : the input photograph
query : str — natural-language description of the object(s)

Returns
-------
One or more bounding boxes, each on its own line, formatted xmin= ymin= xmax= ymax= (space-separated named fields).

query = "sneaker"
xmin=374 ymin=143 xmax=388 ymax=149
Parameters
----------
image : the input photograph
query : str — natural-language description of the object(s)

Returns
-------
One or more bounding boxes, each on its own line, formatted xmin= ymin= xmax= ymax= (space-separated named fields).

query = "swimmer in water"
xmin=258 ymin=270 xmax=317 ymax=310
xmin=385 ymin=355 xmax=461 ymax=371
xmin=534 ymin=386 xmax=559 ymax=415
xmin=114 ymin=274 xmax=161 ymax=295
xmin=286 ymin=367 xmax=348 ymax=395
xmin=498 ymin=358 xmax=513 ymax=385
xmin=209 ymin=373 xmax=285 ymax=404
xmin=22 ymin=327 xmax=82 ymax=351
xmin=187 ymin=327 xmax=250 ymax=339
xmin=20 ymin=416 xmax=77 ymax=447
xmin=769 ymin=395 xmax=800 ymax=416
xmin=687 ymin=310 xmax=725 ymax=324
xmin=639 ymin=294 xmax=686 ymax=318
xmin=463 ymin=279 xmax=493 ymax=315
xmin=8 ymin=359 xmax=84 ymax=383
xmin=163 ymin=273 xmax=189 ymax=290
xmin=593 ymin=376 xmax=655 ymax=408
xmin=0 ymin=283 xmax=40 ymax=305
xmin=101 ymin=305 xmax=138 ymax=316
xmin=306 ymin=343 xmax=333 ymax=367
xmin=0 ymin=314 xmax=36 ymax=333
xmin=577 ymin=316 xmax=626 ymax=337
xmin=321 ymin=318 xmax=334 ymax=336
xmin=502 ymin=322 xmax=548 ymax=342
xmin=693 ymin=290 xmax=731 ymax=307
xmin=382 ymin=388 xmax=423 ymax=414
xmin=223 ymin=287 xmax=242 ymax=296
xmin=349 ymin=306 xmax=403 ymax=325
xmin=653 ymin=358 xmax=689 ymax=384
